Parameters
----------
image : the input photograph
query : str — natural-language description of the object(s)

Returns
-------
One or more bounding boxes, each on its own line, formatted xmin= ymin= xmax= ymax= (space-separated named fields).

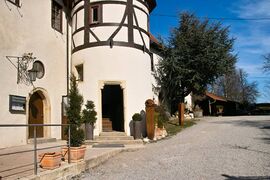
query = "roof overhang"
xmin=150 ymin=33 xmax=162 ymax=52
xmin=146 ymin=0 xmax=157 ymax=13
xmin=63 ymin=0 xmax=157 ymax=13
xmin=206 ymin=92 xmax=227 ymax=102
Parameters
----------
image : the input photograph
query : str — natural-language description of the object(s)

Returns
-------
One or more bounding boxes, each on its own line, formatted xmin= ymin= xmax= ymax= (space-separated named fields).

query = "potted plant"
xmin=154 ymin=105 xmax=168 ymax=139
xmin=62 ymin=74 xmax=86 ymax=162
xmin=82 ymin=100 xmax=97 ymax=140
xmin=39 ymin=152 xmax=62 ymax=170
xmin=132 ymin=113 xmax=142 ymax=139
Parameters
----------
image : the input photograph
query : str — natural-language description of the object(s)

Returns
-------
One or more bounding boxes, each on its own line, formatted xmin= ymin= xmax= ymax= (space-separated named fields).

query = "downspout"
xmin=66 ymin=10 xmax=70 ymax=95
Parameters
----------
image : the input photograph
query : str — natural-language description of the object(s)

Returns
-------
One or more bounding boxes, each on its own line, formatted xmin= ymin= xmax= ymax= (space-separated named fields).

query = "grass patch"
xmin=164 ymin=118 xmax=198 ymax=136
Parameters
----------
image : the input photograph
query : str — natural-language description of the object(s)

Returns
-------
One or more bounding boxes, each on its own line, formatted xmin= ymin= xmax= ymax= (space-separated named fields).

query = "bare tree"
xmin=263 ymin=54 xmax=270 ymax=98
xmin=210 ymin=68 xmax=258 ymax=105
xmin=263 ymin=54 xmax=270 ymax=73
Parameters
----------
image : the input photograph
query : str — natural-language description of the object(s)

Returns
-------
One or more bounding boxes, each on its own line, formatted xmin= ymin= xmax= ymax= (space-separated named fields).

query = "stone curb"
xmin=22 ymin=146 xmax=144 ymax=180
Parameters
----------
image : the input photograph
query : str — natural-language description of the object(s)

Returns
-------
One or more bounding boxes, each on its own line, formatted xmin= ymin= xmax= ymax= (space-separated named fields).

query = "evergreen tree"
xmin=156 ymin=12 xmax=236 ymax=113
xmin=66 ymin=74 xmax=84 ymax=147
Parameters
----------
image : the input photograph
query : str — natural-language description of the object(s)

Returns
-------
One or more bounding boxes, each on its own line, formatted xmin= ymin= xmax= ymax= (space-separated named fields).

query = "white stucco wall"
xmin=0 ymin=0 xmax=69 ymax=148
xmin=151 ymin=51 xmax=161 ymax=104
xmin=71 ymin=0 xmax=152 ymax=136
xmin=0 ymin=0 xmax=155 ymax=147
xmin=72 ymin=47 xmax=152 ymax=136
xmin=185 ymin=94 xmax=193 ymax=111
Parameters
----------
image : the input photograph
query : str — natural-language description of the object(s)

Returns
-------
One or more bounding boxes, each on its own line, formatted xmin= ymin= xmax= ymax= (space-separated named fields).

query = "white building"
xmin=0 ymin=0 xmax=158 ymax=148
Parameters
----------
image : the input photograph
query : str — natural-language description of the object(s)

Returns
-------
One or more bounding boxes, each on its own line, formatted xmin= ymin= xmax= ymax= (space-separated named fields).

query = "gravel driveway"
xmin=78 ymin=116 xmax=270 ymax=180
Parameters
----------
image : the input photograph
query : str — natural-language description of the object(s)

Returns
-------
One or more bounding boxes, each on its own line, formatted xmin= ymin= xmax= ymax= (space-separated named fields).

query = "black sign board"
xmin=9 ymin=95 xmax=26 ymax=113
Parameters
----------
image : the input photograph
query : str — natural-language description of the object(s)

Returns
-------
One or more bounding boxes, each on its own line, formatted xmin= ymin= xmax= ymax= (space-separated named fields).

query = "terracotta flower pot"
xmin=39 ymin=152 xmax=62 ymax=170
xmin=155 ymin=127 xmax=163 ymax=137
xmin=61 ymin=146 xmax=86 ymax=162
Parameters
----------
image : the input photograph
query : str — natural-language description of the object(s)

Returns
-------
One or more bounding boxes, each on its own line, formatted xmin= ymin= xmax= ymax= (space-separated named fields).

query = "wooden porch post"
xmin=178 ymin=103 xmax=185 ymax=126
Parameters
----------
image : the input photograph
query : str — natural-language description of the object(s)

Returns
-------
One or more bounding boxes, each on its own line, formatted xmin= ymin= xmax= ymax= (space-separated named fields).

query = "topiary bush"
xmin=82 ymin=100 xmax=97 ymax=125
xmin=132 ymin=113 xmax=142 ymax=121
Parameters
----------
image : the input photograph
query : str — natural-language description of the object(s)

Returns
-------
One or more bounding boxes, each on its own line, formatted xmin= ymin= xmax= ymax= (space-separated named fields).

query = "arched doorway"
xmin=28 ymin=91 xmax=44 ymax=138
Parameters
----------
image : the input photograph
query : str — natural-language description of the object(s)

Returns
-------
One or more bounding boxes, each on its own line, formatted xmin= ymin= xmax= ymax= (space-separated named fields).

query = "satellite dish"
xmin=33 ymin=61 xmax=45 ymax=79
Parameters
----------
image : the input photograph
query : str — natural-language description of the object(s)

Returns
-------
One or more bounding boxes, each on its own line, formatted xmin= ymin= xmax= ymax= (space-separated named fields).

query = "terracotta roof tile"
xmin=206 ymin=92 xmax=227 ymax=102
xmin=150 ymin=33 xmax=162 ymax=48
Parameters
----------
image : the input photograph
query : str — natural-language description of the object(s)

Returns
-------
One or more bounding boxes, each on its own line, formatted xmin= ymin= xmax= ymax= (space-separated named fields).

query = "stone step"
xmin=95 ymin=136 xmax=134 ymax=141
xmin=102 ymin=125 xmax=112 ymax=129
xmin=85 ymin=139 xmax=143 ymax=145
xmin=99 ymin=132 xmax=127 ymax=136
xmin=102 ymin=118 xmax=112 ymax=131
xmin=28 ymin=138 xmax=57 ymax=144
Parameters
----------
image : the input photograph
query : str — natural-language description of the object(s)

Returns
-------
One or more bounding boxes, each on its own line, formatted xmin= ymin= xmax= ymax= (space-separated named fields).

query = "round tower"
xmin=70 ymin=0 xmax=156 ymax=135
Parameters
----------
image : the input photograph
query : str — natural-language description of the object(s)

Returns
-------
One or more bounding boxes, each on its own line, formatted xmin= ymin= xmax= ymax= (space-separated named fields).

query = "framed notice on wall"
xmin=9 ymin=95 xmax=26 ymax=113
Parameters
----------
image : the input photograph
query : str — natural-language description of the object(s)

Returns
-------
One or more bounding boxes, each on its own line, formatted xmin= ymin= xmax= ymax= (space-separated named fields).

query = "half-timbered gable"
xmin=70 ymin=0 xmax=156 ymax=54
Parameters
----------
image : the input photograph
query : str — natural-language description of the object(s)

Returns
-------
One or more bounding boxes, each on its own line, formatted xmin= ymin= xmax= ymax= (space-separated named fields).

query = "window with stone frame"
xmin=51 ymin=0 xmax=63 ymax=33
xmin=150 ymin=53 xmax=154 ymax=72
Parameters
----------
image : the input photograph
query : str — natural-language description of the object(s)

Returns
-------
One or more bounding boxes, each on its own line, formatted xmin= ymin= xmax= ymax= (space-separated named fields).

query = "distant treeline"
xmin=250 ymin=103 xmax=270 ymax=115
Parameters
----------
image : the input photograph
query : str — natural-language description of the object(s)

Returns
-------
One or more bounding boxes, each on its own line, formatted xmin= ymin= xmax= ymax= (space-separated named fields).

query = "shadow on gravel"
xmin=225 ymin=144 xmax=270 ymax=155
xmin=212 ymin=119 xmax=270 ymax=144
xmin=222 ymin=174 xmax=270 ymax=180
xmin=212 ymin=119 xmax=270 ymax=129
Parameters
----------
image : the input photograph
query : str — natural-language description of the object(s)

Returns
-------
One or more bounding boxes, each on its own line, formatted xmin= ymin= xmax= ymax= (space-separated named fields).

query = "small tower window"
xmin=51 ymin=0 xmax=63 ymax=33
xmin=89 ymin=5 xmax=102 ymax=24
xmin=75 ymin=64 xmax=84 ymax=81
xmin=150 ymin=53 xmax=154 ymax=72
xmin=92 ymin=7 xmax=98 ymax=22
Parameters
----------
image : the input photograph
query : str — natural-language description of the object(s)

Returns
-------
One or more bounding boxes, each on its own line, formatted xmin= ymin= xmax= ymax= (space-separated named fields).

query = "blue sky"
xmin=150 ymin=0 xmax=270 ymax=103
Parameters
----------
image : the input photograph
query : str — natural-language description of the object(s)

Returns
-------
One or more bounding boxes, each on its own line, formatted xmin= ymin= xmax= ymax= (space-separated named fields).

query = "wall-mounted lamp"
xmin=6 ymin=53 xmax=45 ymax=85
xmin=28 ymin=68 xmax=37 ymax=82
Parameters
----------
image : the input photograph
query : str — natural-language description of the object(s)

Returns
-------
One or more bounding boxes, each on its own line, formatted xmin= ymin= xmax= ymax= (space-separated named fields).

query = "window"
xmin=72 ymin=0 xmax=80 ymax=7
xmin=7 ymin=0 xmax=20 ymax=7
xmin=92 ymin=7 xmax=99 ymax=22
xmin=89 ymin=5 xmax=102 ymax=24
xmin=51 ymin=0 xmax=63 ymax=33
xmin=150 ymin=53 xmax=154 ymax=72
xmin=75 ymin=64 xmax=83 ymax=81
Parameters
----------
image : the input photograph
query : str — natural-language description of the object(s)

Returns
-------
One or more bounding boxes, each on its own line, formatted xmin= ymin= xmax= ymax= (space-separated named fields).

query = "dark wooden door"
xmin=29 ymin=92 xmax=44 ymax=138
xmin=61 ymin=96 xmax=68 ymax=140
xmin=61 ymin=116 xmax=68 ymax=140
